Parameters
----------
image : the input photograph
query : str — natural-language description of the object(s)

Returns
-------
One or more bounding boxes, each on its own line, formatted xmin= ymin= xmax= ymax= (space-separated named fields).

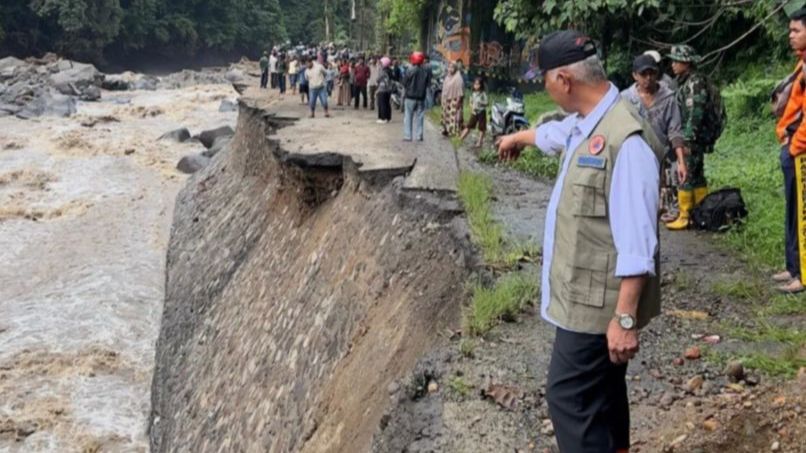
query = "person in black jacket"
xmin=403 ymin=52 xmax=432 ymax=141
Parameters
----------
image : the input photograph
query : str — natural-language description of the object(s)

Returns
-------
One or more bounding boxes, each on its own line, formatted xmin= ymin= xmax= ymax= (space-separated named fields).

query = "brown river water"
xmin=0 ymin=82 xmax=238 ymax=451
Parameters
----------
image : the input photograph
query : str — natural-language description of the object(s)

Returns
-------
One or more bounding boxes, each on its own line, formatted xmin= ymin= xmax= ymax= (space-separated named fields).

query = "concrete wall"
xmin=149 ymin=100 xmax=471 ymax=452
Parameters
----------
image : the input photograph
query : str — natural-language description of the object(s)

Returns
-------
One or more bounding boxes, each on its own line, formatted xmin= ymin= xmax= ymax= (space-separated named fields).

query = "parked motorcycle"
xmin=490 ymin=88 xmax=529 ymax=137
xmin=431 ymin=75 xmax=443 ymax=107
xmin=391 ymin=81 xmax=405 ymax=112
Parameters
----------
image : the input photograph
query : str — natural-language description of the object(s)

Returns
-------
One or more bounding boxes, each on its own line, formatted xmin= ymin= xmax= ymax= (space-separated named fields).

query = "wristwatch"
xmin=614 ymin=313 xmax=637 ymax=330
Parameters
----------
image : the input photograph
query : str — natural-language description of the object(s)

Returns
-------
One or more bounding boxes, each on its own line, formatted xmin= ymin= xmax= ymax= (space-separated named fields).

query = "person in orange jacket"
xmin=773 ymin=6 xmax=806 ymax=294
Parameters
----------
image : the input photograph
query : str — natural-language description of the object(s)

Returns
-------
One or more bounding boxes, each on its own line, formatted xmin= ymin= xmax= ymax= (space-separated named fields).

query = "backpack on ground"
xmin=691 ymin=188 xmax=748 ymax=232
xmin=699 ymin=76 xmax=726 ymax=150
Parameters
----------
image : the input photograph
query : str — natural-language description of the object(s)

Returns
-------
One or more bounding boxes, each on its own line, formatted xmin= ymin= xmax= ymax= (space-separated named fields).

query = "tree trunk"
xmin=324 ymin=0 xmax=330 ymax=42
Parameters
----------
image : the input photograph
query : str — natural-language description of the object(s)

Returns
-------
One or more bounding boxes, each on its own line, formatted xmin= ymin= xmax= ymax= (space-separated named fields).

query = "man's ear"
xmin=556 ymin=70 xmax=573 ymax=94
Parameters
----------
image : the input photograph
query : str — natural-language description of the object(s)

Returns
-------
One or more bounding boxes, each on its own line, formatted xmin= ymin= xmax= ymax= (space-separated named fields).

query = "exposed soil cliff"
xmin=149 ymin=96 xmax=472 ymax=452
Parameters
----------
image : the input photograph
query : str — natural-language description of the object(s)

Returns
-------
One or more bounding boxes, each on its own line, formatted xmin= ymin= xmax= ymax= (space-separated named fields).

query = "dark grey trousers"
xmin=546 ymin=328 xmax=629 ymax=453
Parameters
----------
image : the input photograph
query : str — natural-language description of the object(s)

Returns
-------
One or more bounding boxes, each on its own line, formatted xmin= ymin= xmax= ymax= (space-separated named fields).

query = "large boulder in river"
xmin=0 ymin=57 xmax=25 ymax=79
xmin=194 ymin=126 xmax=234 ymax=148
xmin=80 ymin=85 xmax=101 ymax=101
xmin=16 ymin=89 xmax=77 ymax=119
xmin=224 ymin=69 xmax=244 ymax=83
xmin=159 ymin=128 xmax=192 ymax=143
xmin=49 ymin=62 xmax=103 ymax=98
xmin=176 ymin=153 xmax=211 ymax=174
xmin=103 ymin=72 xmax=158 ymax=91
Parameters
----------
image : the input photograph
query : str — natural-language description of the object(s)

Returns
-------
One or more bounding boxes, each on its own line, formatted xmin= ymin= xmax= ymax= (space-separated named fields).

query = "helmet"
xmin=409 ymin=51 xmax=425 ymax=65
xmin=380 ymin=57 xmax=391 ymax=68
xmin=668 ymin=45 xmax=701 ymax=63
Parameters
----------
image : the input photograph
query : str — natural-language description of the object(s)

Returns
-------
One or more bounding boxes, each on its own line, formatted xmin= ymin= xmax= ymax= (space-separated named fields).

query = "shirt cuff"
xmin=615 ymin=254 xmax=656 ymax=278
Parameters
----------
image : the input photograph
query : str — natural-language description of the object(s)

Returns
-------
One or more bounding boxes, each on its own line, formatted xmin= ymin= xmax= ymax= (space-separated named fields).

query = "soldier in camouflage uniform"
xmin=666 ymin=44 xmax=710 ymax=230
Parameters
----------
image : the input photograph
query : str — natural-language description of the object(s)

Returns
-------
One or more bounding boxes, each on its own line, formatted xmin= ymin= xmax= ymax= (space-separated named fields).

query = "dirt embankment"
xmin=149 ymin=97 xmax=473 ymax=451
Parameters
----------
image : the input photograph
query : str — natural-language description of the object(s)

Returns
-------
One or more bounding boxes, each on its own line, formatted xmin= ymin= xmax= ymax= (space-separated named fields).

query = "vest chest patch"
xmin=589 ymin=135 xmax=606 ymax=155
xmin=577 ymin=155 xmax=607 ymax=169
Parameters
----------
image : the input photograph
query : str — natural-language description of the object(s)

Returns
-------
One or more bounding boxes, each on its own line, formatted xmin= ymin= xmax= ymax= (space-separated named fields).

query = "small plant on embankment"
xmin=456 ymin=171 xmax=539 ymax=335
xmin=464 ymin=273 xmax=538 ymax=336
xmin=457 ymin=171 xmax=538 ymax=268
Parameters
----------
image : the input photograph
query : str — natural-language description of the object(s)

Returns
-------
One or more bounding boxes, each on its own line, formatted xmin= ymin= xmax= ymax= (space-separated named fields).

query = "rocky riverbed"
xmin=0 ymin=57 xmax=251 ymax=450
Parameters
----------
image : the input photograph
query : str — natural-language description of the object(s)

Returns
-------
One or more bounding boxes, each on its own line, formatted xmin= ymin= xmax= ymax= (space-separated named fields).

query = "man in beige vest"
xmin=497 ymin=30 xmax=663 ymax=452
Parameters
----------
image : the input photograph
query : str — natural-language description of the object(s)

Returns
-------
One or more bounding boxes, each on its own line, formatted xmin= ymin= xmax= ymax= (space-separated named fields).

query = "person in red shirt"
xmin=773 ymin=6 xmax=806 ymax=294
xmin=353 ymin=57 xmax=371 ymax=110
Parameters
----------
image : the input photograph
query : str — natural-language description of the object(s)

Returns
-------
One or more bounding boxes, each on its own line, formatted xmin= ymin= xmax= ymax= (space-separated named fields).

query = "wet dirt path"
xmin=404 ymin=137 xmax=806 ymax=452
xmin=0 ymin=83 xmax=239 ymax=451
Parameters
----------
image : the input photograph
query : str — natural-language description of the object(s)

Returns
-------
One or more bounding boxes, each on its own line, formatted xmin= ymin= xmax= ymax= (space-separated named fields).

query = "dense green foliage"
xmin=708 ymin=68 xmax=790 ymax=269
xmin=1 ymin=0 xmax=800 ymax=77
xmin=0 ymin=0 xmax=392 ymax=65
xmin=493 ymin=0 xmax=793 ymax=82
xmin=0 ymin=0 xmax=288 ymax=62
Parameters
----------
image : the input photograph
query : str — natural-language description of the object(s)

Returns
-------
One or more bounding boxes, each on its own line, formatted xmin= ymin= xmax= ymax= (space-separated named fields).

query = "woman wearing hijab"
xmin=441 ymin=61 xmax=465 ymax=136
xmin=336 ymin=59 xmax=352 ymax=107
xmin=376 ymin=57 xmax=394 ymax=124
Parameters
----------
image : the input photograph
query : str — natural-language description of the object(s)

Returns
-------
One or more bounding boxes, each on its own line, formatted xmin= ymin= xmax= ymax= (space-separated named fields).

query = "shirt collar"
xmin=571 ymin=83 xmax=620 ymax=137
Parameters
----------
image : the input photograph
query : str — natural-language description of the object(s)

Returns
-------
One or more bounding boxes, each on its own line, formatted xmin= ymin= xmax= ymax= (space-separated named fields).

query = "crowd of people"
xmin=257 ymin=45 xmax=493 ymax=145
xmin=259 ymin=47 xmax=408 ymax=121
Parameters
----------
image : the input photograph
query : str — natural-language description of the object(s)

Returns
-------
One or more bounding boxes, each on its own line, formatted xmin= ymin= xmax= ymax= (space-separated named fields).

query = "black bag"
xmin=691 ymin=188 xmax=748 ymax=232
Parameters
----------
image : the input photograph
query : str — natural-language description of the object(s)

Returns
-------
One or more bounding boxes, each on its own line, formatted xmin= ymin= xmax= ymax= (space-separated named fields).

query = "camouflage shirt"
xmin=676 ymin=71 xmax=708 ymax=144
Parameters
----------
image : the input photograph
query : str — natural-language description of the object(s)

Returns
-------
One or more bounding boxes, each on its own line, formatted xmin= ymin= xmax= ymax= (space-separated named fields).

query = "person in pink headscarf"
xmin=375 ymin=57 xmax=394 ymax=124
xmin=441 ymin=61 xmax=465 ymax=136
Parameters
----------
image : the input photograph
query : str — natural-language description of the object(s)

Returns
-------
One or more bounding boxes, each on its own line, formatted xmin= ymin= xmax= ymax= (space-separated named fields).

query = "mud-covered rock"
xmin=201 ymin=136 xmax=230 ymax=158
xmin=158 ymin=128 xmax=191 ymax=143
xmin=194 ymin=125 xmax=234 ymax=148
xmin=176 ymin=153 xmax=211 ymax=174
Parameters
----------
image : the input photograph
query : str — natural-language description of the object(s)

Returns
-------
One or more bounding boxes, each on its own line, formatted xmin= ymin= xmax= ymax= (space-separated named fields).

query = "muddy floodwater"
xmin=0 ymin=83 xmax=238 ymax=451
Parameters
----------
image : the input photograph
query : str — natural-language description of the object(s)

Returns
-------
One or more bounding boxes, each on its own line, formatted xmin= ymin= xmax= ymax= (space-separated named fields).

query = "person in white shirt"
xmin=269 ymin=51 xmax=278 ymax=89
xmin=368 ymin=57 xmax=380 ymax=110
xmin=305 ymin=59 xmax=330 ymax=119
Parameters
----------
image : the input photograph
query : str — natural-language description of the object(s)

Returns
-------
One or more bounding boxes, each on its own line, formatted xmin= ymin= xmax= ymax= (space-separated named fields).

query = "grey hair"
xmin=548 ymin=55 xmax=607 ymax=84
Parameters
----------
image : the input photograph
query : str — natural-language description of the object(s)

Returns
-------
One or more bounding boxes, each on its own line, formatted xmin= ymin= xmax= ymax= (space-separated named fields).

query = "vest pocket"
xmin=565 ymin=254 xmax=608 ymax=308
xmin=571 ymin=171 xmax=607 ymax=217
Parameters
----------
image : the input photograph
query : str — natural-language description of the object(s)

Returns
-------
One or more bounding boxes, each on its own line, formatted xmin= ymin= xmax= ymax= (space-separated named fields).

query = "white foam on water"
xmin=0 ymin=81 xmax=238 ymax=450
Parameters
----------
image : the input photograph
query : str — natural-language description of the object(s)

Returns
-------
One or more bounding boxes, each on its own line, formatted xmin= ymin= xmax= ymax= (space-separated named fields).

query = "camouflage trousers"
xmin=680 ymin=145 xmax=709 ymax=190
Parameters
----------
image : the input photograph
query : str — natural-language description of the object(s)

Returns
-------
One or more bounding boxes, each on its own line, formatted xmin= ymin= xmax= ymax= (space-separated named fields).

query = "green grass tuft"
xmin=457 ymin=171 xmax=507 ymax=265
xmin=447 ymin=376 xmax=474 ymax=397
xmin=760 ymin=294 xmax=806 ymax=316
xmin=710 ymin=278 xmax=765 ymax=301
xmin=464 ymin=272 xmax=538 ymax=336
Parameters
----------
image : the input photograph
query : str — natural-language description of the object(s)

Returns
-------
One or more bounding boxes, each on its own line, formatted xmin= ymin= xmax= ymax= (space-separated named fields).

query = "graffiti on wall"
xmin=433 ymin=0 xmax=471 ymax=67
xmin=478 ymin=41 xmax=505 ymax=69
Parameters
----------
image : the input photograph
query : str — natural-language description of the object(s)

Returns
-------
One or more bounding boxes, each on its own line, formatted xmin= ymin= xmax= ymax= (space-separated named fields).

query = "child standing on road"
xmin=289 ymin=56 xmax=299 ymax=95
xmin=460 ymin=77 xmax=488 ymax=148
xmin=298 ymin=58 xmax=309 ymax=105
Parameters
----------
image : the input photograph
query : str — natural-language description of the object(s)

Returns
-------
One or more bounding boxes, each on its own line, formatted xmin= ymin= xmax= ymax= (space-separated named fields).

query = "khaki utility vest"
xmin=547 ymin=99 xmax=664 ymax=334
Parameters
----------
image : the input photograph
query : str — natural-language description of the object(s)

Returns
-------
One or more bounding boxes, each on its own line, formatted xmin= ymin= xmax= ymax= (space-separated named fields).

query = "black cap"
xmin=632 ymin=54 xmax=659 ymax=73
xmin=538 ymin=30 xmax=597 ymax=74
